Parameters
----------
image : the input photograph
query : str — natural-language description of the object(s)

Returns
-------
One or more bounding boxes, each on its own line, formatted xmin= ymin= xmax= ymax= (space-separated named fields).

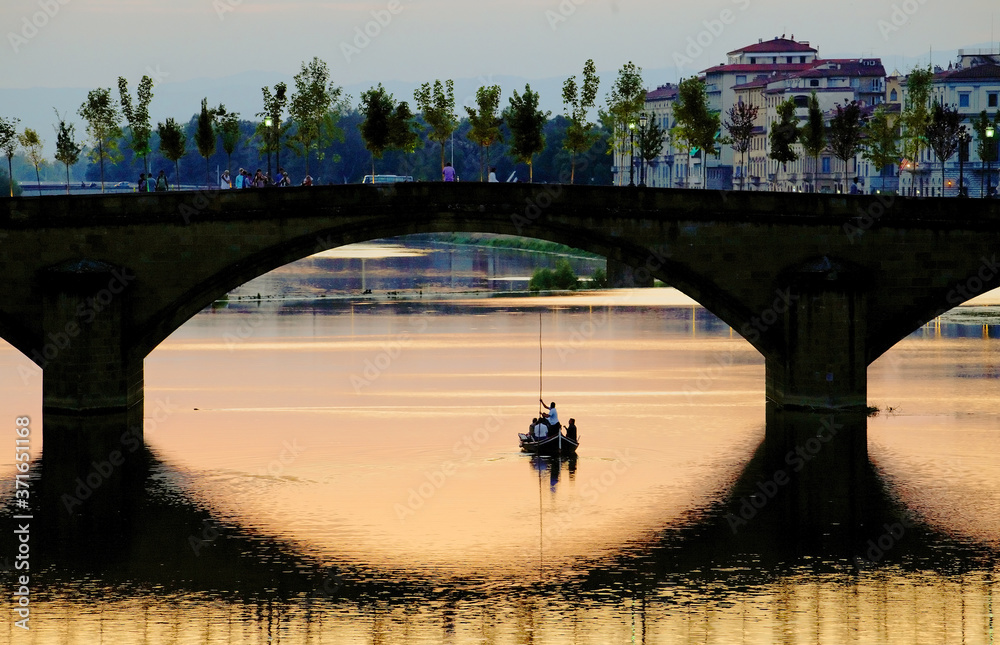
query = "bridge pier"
xmin=606 ymin=258 xmax=654 ymax=288
xmin=39 ymin=261 xmax=145 ymax=517
xmin=765 ymin=259 xmax=868 ymax=411
xmin=761 ymin=405 xmax=869 ymax=541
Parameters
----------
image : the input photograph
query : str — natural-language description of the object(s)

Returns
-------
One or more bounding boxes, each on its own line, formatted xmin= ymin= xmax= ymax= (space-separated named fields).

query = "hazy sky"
xmin=0 ymin=0 xmax=998 ymax=156
xmin=3 ymin=0 xmax=997 ymax=90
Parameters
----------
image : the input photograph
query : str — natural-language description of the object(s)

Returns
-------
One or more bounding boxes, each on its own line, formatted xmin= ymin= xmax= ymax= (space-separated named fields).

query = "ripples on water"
xmin=0 ymin=242 xmax=998 ymax=643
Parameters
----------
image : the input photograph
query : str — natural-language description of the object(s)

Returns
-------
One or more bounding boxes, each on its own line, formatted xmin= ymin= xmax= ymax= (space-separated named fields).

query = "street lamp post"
xmin=958 ymin=126 xmax=970 ymax=197
xmin=263 ymin=116 xmax=273 ymax=183
xmin=984 ymin=123 xmax=996 ymax=198
xmin=628 ymin=121 xmax=636 ymax=187
xmin=638 ymin=113 xmax=648 ymax=187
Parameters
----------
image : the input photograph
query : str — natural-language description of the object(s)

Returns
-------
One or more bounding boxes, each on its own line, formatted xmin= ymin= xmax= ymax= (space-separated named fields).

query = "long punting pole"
xmin=538 ymin=310 xmax=543 ymax=418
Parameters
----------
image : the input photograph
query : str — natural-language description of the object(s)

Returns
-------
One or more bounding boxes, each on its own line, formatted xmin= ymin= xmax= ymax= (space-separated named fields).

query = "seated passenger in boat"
xmin=566 ymin=418 xmax=577 ymax=442
xmin=539 ymin=400 xmax=560 ymax=432
xmin=533 ymin=419 xmax=548 ymax=439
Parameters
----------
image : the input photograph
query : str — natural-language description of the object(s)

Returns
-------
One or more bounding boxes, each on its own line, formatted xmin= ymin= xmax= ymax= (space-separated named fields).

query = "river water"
xmin=1 ymin=241 xmax=998 ymax=643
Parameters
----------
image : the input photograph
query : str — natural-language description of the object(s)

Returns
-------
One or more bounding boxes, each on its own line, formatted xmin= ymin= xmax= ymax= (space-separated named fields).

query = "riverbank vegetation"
xmin=528 ymin=259 xmax=607 ymax=291
xmin=410 ymin=233 xmax=601 ymax=258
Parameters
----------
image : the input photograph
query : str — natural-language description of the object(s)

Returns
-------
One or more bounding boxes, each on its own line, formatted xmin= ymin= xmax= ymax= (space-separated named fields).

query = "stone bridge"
xmin=2 ymin=184 xmax=999 ymax=489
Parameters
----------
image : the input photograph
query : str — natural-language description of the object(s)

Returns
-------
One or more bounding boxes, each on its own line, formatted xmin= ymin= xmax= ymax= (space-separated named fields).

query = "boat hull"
xmin=518 ymin=432 xmax=579 ymax=456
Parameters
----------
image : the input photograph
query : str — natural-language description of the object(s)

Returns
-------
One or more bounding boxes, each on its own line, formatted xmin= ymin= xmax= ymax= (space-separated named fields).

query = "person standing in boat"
xmin=539 ymin=400 xmax=560 ymax=432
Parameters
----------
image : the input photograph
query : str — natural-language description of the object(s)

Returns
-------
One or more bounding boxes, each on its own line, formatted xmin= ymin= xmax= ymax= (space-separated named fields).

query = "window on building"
xmin=822 ymin=157 xmax=831 ymax=173
xmin=959 ymin=93 xmax=970 ymax=107
xmin=736 ymin=75 xmax=747 ymax=85
xmin=809 ymin=79 xmax=819 ymax=87
xmin=890 ymin=88 xmax=898 ymax=102
xmin=750 ymin=57 xmax=757 ymax=64
xmin=989 ymin=93 xmax=999 ymax=107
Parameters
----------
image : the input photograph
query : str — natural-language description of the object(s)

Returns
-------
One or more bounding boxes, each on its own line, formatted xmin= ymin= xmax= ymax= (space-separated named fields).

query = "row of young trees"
xmin=1 ymin=57 xmax=677 ymax=194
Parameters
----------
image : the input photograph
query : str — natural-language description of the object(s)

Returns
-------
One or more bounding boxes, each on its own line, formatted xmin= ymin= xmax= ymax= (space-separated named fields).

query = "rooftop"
xmin=727 ymin=36 xmax=817 ymax=56
xmin=939 ymin=62 xmax=1000 ymax=81
xmin=646 ymin=84 xmax=678 ymax=101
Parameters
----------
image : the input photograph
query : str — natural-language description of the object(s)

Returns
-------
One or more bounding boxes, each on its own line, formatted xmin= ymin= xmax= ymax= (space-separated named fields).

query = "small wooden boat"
xmin=518 ymin=430 xmax=579 ymax=456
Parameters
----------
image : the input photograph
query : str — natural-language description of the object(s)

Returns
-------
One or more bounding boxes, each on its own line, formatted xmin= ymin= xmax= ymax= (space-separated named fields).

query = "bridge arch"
xmin=135 ymin=212 xmax=767 ymax=360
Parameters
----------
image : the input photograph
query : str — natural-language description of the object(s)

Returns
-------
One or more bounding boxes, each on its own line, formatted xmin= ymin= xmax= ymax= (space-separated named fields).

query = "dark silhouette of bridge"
xmin=2 ymin=183 xmax=999 ymax=502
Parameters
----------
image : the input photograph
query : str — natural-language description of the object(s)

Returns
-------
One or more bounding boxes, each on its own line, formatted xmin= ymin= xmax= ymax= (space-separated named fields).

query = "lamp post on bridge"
xmin=628 ymin=120 xmax=636 ymax=187
xmin=264 ymin=117 xmax=273 ymax=184
xmin=638 ymin=113 xmax=648 ymax=187
xmin=987 ymin=123 xmax=996 ymax=199
xmin=958 ymin=126 xmax=970 ymax=197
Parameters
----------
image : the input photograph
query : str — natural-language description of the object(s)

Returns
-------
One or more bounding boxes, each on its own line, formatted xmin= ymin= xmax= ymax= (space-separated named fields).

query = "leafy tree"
xmin=925 ymin=102 xmax=962 ymax=194
xmin=800 ymin=92 xmax=826 ymax=186
xmin=157 ymin=118 xmax=187 ymax=186
xmin=971 ymin=110 xmax=1000 ymax=197
xmin=0 ymin=116 xmax=20 ymax=197
xmin=589 ymin=267 xmax=608 ymax=289
xmin=215 ymin=105 xmax=242 ymax=176
xmin=389 ymin=102 xmax=420 ymax=153
xmin=605 ymin=62 xmax=645 ymax=184
xmin=529 ymin=258 xmax=579 ymax=291
xmin=465 ymin=85 xmax=503 ymax=181
xmin=118 ymin=75 xmax=155 ymax=178
xmin=78 ymin=88 xmax=122 ymax=192
xmin=414 ymin=79 xmax=458 ymax=174
xmin=358 ymin=85 xmax=393 ymax=176
xmin=17 ymin=128 xmax=44 ymax=196
xmin=289 ymin=57 xmax=344 ymax=176
xmin=900 ymin=66 xmax=934 ymax=189
xmin=504 ymin=84 xmax=549 ymax=183
xmin=256 ymin=82 xmax=289 ymax=177
xmin=637 ymin=116 xmax=666 ymax=186
xmin=194 ymin=98 xmax=217 ymax=188
xmin=829 ymin=101 xmax=865 ymax=192
xmin=862 ymin=105 xmax=901 ymax=175
xmin=673 ymin=77 xmax=719 ymax=189
xmin=358 ymin=84 xmax=420 ymax=176
xmin=769 ymin=97 xmax=799 ymax=181
xmin=562 ymin=59 xmax=600 ymax=184
xmin=53 ymin=110 xmax=82 ymax=194
xmin=723 ymin=101 xmax=758 ymax=190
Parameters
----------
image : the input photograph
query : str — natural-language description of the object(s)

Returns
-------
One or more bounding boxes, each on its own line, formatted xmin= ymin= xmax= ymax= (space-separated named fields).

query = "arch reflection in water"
xmin=1 ymin=282 xmax=999 ymax=642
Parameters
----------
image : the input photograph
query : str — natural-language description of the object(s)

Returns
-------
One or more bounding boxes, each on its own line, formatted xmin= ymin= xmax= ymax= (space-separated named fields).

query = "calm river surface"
xmin=1 ymin=241 xmax=998 ymax=643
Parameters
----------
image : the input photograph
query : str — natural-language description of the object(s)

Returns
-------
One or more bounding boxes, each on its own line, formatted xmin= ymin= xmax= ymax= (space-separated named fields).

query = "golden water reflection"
xmin=1 ymin=288 xmax=999 ymax=642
